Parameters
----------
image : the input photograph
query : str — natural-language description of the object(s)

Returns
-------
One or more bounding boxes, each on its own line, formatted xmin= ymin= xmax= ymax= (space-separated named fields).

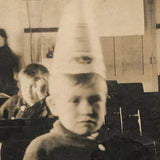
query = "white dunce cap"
xmin=51 ymin=0 xmax=106 ymax=80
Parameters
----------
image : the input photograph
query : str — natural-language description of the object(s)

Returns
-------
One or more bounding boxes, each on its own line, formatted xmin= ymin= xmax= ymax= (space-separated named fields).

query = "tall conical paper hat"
xmin=52 ymin=0 xmax=106 ymax=79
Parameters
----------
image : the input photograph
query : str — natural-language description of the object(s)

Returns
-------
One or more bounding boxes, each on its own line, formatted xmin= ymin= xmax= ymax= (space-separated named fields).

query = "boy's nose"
xmin=78 ymin=100 xmax=93 ymax=115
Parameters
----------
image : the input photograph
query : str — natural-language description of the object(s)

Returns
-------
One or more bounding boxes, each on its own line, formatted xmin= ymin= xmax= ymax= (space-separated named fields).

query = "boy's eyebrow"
xmin=88 ymin=95 xmax=101 ymax=102
xmin=68 ymin=96 xmax=81 ymax=102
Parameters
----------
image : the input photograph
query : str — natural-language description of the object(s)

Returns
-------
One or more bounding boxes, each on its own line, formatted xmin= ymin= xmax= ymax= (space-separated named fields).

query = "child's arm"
xmin=0 ymin=95 xmax=19 ymax=119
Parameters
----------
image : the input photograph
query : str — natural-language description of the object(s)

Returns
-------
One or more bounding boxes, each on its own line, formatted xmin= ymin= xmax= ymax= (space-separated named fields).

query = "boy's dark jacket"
xmin=23 ymin=120 xmax=150 ymax=160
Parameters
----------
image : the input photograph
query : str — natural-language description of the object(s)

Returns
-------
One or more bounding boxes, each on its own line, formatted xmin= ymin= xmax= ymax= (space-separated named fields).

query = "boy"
xmin=23 ymin=72 xmax=108 ymax=160
xmin=0 ymin=63 xmax=52 ymax=119
xmin=23 ymin=73 xmax=150 ymax=160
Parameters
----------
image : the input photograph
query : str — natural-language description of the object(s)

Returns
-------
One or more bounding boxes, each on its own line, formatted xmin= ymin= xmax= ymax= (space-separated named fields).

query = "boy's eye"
xmin=88 ymin=95 xmax=101 ymax=104
xmin=73 ymin=98 xmax=80 ymax=104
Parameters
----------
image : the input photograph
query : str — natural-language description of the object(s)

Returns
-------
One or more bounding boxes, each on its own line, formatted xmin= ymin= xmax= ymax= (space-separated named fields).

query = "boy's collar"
xmin=50 ymin=120 xmax=101 ymax=143
xmin=50 ymin=120 xmax=107 ymax=151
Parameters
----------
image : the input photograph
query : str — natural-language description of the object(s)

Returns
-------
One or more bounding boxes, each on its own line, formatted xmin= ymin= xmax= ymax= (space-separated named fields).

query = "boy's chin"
xmin=73 ymin=126 xmax=98 ymax=137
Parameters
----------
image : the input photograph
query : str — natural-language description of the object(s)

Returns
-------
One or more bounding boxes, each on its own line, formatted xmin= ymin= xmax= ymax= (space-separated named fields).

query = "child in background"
xmin=0 ymin=63 xmax=54 ymax=160
xmin=0 ymin=63 xmax=52 ymax=119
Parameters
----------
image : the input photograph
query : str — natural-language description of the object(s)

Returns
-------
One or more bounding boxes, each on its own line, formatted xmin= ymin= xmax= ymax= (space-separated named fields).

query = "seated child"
xmin=0 ymin=63 xmax=54 ymax=160
xmin=23 ymin=73 xmax=150 ymax=160
xmin=0 ymin=63 xmax=52 ymax=119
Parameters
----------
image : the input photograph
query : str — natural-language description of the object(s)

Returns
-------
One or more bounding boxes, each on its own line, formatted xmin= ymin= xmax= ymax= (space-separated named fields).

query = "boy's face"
xmin=51 ymin=74 xmax=107 ymax=136
xmin=19 ymin=74 xmax=48 ymax=106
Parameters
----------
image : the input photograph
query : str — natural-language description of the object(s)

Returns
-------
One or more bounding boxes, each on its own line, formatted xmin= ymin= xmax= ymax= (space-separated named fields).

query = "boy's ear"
xmin=46 ymin=95 xmax=58 ymax=116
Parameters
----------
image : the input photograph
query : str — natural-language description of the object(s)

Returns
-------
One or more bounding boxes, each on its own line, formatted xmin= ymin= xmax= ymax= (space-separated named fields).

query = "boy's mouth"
xmin=79 ymin=120 xmax=97 ymax=125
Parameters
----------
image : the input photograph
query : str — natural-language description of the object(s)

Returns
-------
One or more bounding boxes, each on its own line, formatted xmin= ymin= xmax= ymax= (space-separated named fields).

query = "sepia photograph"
xmin=0 ymin=0 xmax=159 ymax=159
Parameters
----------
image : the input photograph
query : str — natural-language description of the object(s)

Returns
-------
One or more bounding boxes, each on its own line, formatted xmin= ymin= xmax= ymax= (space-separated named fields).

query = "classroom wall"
xmin=0 ymin=0 xmax=24 ymax=55
xmin=0 ymin=0 xmax=158 ymax=92
xmin=0 ymin=0 xmax=62 ymax=66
